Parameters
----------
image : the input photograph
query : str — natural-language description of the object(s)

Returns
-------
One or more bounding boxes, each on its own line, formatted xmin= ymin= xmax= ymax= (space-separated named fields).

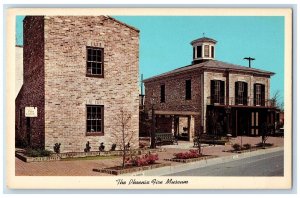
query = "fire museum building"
xmin=143 ymin=37 xmax=278 ymax=142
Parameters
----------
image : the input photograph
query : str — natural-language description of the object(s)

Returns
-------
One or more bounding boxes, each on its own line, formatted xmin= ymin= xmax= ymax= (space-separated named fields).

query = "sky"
xmin=16 ymin=16 xmax=284 ymax=103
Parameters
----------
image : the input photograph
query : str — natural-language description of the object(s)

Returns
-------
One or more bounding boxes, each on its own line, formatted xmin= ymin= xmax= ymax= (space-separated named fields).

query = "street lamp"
xmin=150 ymin=97 xmax=156 ymax=149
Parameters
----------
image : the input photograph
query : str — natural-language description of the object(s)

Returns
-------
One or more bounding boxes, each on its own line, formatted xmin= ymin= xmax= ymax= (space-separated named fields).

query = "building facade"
xmin=15 ymin=16 xmax=140 ymax=152
xmin=143 ymin=37 xmax=277 ymax=141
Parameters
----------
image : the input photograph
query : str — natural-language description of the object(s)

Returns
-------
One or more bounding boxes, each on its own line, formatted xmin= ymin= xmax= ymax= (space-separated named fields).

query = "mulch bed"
xmin=164 ymin=155 xmax=216 ymax=163
xmin=93 ymin=163 xmax=171 ymax=175
xmin=224 ymin=145 xmax=275 ymax=153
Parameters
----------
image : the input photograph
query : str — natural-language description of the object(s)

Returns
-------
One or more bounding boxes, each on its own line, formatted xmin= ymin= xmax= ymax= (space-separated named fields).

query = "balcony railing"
xmin=207 ymin=96 xmax=276 ymax=107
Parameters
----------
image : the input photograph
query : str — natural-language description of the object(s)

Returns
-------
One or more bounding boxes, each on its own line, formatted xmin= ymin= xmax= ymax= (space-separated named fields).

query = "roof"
xmin=24 ymin=15 xmax=140 ymax=33
xmin=106 ymin=16 xmax=140 ymax=33
xmin=191 ymin=37 xmax=217 ymax=45
xmin=143 ymin=60 xmax=275 ymax=83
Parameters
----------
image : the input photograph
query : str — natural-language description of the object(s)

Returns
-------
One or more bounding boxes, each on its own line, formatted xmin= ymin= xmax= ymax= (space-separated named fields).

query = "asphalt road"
xmin=167 ymin=150 xmax=284 ymax=176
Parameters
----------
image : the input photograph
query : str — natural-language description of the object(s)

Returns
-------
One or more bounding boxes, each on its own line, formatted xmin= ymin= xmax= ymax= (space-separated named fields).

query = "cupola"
xmin=191 ymin=36 xmax=217 ymax=64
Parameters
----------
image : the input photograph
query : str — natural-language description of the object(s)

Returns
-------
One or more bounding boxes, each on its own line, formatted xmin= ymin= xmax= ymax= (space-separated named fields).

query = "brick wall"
xmin=144 ymin=71 xmax=202 ymax=137
xmin=43 ymin=16 xmax=139 ymax=152
xmin=15 ymin=16 xmax=45 ymax=148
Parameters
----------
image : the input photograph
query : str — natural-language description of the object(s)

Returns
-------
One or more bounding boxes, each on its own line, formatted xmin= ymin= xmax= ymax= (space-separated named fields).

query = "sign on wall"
xmin=25 ymin=107 xmax=38 ymax=117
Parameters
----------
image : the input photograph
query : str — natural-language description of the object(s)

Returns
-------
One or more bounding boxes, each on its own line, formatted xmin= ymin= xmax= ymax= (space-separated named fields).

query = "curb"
xmin=123 ymin=146 xmax=283 ymax=176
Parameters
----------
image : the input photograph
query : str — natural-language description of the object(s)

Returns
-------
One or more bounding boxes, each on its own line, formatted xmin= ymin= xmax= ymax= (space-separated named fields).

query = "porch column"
xmin=189 ymin=116 xmax=195 ymax=142
xmin=171 ymin=116 xmax=175 ymax=136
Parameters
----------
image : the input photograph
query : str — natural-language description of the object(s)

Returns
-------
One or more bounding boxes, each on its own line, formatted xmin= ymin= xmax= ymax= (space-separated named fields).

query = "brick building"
xmin=15 ymin=45 xmax=23 ymax=98
xmin=15 ymin=16 xmax=140 ymax=152
xmin=143 ymin=37 xmax=278 ymax=141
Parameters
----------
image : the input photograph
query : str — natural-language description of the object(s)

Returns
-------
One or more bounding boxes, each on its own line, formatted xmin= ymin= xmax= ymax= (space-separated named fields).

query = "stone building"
xmin=15 ymin=16 xmax=140 ymax=152
xmin=143 ymin=37 xmax=278 ymax=141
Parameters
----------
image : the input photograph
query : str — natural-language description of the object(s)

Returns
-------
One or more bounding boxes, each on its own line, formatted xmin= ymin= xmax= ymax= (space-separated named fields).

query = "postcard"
xmin=6 ymin=7 xmax=292 ymax=189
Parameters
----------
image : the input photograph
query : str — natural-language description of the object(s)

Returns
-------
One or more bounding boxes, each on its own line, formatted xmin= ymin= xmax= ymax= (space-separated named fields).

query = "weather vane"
xmin=203 ymin=32 xmax=205 ymax=37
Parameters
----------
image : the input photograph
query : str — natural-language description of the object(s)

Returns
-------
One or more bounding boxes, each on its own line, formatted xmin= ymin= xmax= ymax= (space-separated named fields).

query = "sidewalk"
xmin=15 ymin=136 xmax=283 ymax=176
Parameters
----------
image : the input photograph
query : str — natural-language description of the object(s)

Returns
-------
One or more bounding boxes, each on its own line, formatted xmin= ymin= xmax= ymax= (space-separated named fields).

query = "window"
xmin=204 ymin=45 xmax=209 ymax=57
xmin=185 ymin=80 xmax=192 ymax=100
xmin=255 ymin=84 xmax=261 ymax=105
xmin=86 ymin=105 xmax=104 ymax=135
xmin=86 ymin=47 xmax=104 ymax=77
xmin=254 ymin=84 xmax=265 ymax=106
xmin=214 ymin=80 xmax=220 ymax=101
xmin=211 ymin=46 xmax=214 ymax=58
xmin=235 ymin=81 xmax=248 ymax=105
xmin=197 ymin=45 xmax=202 ymax=58
xmin=193 ymin=47 xmax=195 ymax=59
xmin=210 ymin=80 xmax=225 ymax=104
xmin=160 ymin=84 xmax=165 ymax=103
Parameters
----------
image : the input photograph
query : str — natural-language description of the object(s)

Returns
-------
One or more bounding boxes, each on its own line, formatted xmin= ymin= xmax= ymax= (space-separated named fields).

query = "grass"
xmin=61 ymin=155 xmax=119 ymax=161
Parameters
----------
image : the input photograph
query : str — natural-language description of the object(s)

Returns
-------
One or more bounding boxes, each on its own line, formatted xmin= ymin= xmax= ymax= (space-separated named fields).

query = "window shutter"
xmin=235 ymin=82 xmax=238 ymax=105
xmin=261 ymin=84 xmax=265 ymax=106
xmin=211 ymin=80 xmax=215 ymax=104
xmin=254 ymin=84 xmax=257 ymax=105
xmin=244 ymin=82 xmax=248 ymax=105
xmin=160 ymin=84 xmax=165 ymax=103
xmin=220 ymin=81 xmax=225 ymax=104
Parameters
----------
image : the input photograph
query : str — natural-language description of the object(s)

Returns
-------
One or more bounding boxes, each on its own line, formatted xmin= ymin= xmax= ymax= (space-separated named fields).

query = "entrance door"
xmin=236 ymin=109 xmax=250 ymax=136
xmin=250 ymin=112 xmax=259 ymax=136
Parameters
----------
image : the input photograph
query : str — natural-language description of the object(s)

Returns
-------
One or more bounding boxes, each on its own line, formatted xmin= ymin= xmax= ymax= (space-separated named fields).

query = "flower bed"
xmin=225 ymin=143 xmax=275 ymax=153
xmin=93 ymin=153 xmax=170 ymax=175
xmin=163 ymin=149 xmax=216 ymax=163
xmin=165 ymin=155 xmax=216 ymax=163
xmin=16 ymin=148 xmax=166 ymax=162
xmin=93 ymin=163 xmax=170 ymax=175
xmin=173 ymin=149 xmax=200 ymax=159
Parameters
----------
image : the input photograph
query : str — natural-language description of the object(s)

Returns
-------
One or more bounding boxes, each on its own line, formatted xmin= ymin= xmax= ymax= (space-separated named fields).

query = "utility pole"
xmin=244 ymin=57 xmax=255 ymax=68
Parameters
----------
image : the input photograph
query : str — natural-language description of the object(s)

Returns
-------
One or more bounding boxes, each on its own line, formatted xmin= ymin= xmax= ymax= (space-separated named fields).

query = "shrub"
xmin=232 ymin=143 xmax=241 ymax=151
xmin=53 ymin=143 xmax=61 ymax=153
xmin=26 ymin=148 xmax=52 ymax=157
xmin=256 ymin=142 xmax=273 ymax=148
xmin=126 ymin=153 xmax=159 ymax=167
xmin=243 ymin=143 xmax=252 ymax=150
xmin=174 ymin=149 xmax=201 ymax=159
xmin=99 ymin=142 xmax=105 ymax=151
xmin=139 ymin=142 xmax=147 ymax=149
xmin=84 ymin=141 xmax=91 ymax=152
xmin=110 ymin=143 xmax=116 ymax=151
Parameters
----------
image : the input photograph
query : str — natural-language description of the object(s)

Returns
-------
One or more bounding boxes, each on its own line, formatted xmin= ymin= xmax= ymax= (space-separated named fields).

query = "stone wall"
xmin=203 ymin=71 xmax=271 ymax=133
xmin=15 ymin=16 xmax=45 ymax=148
xmin=43 ymin=16 xmax=140 ymax=152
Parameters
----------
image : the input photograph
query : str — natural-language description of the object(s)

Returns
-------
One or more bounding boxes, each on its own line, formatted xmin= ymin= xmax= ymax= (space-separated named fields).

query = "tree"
xmin=272 ymin=90 xmax=284 ymax=111
xmin=260 ymin=122 xmax=270 ymax=148
xmin=110 ymin=108 xmax=136 ymax=169
xmin=194 ymin=132 xmax=202 ymax=155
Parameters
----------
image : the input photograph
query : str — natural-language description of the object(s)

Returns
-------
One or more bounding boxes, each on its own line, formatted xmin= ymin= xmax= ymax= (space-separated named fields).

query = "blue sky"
xmin=16 ymin=16 xmax=284 ymax=102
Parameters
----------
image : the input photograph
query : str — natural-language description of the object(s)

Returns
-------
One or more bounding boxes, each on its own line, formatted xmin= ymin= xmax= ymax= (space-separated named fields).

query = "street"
xmin=167 ymin=150 xmax=283 ymax=176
